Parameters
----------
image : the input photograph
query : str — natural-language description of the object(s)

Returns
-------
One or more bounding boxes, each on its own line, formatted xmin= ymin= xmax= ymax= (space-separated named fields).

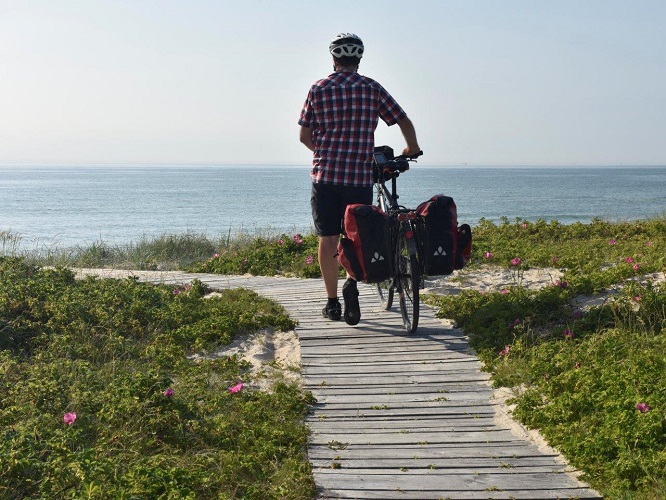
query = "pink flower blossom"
xmin=499 ymin=345 xmax=510 ymax=356
xmin=501 ymin=289 xmax=508 ymax=295
xmin=633 ymin=295 xmax=641 ymax=302
xmin=484 ymin=252 xmax=493 ymax=259
xmin=184 ymin=284 xmax=191 ymax=291
xmin=563 ymin=328 xmax=574 ymax=340
xmin=511 ymin=258 xmax=521 ymax=266
xmin=625 ymin=257 xmax=634 ymax=263
xmin=293 ymin=234 xmax=303 ymax=245
xmin=277 ymin=239 xmax=284 ymax=246
xmin=635 ymin=402 xmax=650 ymax=413
xmin=228 ymin=382 xmax=244 ymax=394
xmin=554 ymin=280 xmax=568 ymax=288
xmin=609 ymin=238 xmax=617 ymax=245
xmin=63 ymin=412 xmax=77 ymax=426
xmin=521 ymin=222 xmax=528 ymax=229
xmin=572 ymin=309 xmax=582 ymax=318
xmin=574 ymin=362 xmax=581 ymax=369
xmin=213 ymin=253 xmax=219 ymax=258
xmin=173 ymin=289 xmax=180 ymax=295
xmin=163 ymin=388 xmax=175 ymax=398
xmin=646 ymin=241 xmax=653 ymax=247
xmin=305 ymin=255 xmax=314 ymax=265
xmin=633 ymin=263 xmax=640 ymax=271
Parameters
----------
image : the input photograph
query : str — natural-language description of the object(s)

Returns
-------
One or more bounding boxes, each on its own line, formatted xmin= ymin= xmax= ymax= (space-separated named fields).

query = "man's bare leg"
xmin=318 ymin=235 xmax=340 ymax=299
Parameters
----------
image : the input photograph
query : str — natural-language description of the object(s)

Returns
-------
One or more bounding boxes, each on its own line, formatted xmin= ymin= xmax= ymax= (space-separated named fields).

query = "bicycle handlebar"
xmin=373 ymin=146 xmax=423 ymax=181
xmin=395 ymin=150 xmax=424 ymax=161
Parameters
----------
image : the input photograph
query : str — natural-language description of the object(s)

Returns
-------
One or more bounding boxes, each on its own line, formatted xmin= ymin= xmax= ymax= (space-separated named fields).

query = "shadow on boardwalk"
xmin=76 ymin=269 xmax=602 ymax=500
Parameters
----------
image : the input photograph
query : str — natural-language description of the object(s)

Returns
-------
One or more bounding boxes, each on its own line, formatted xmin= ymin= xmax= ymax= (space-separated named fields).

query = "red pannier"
xmin=338 ymin=204 xmax=393 ymax=283
xmin=416 ymin=195 xmax=472 ymax=276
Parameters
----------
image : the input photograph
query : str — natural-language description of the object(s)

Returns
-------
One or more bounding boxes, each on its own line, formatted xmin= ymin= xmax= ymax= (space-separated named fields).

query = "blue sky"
xmin=1 ymin=0 xmax=664 ymax=165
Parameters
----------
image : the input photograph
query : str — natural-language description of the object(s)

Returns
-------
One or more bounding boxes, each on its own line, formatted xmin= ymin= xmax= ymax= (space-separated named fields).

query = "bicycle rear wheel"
xmin=396 ymin=223 xmax=420 ymax=333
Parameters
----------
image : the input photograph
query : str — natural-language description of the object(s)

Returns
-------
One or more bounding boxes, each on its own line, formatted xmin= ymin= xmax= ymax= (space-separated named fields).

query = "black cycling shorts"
xmin=310 ymin=183 xmax=373 ymax=237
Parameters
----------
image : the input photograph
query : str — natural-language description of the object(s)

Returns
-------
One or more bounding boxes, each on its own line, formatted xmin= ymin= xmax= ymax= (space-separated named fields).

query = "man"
xmin=298 ymin=33 xmax=420 ymax=325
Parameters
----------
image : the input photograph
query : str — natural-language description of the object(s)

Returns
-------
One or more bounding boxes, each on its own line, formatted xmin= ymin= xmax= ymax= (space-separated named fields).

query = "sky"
xmin=1 ymin=0 xmax=665 ymax=166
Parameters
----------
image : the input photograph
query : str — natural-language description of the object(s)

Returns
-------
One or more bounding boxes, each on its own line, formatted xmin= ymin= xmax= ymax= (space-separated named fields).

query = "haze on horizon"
xmin=1 ymin=1 xmax=664 ymax=166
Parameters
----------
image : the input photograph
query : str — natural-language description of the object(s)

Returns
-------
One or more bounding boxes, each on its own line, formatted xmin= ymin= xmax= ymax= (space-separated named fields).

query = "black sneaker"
xmin=322 ymin=300 xmax=342 ymax=321
xmin=342 ymin=278 xmax=360 ymax=326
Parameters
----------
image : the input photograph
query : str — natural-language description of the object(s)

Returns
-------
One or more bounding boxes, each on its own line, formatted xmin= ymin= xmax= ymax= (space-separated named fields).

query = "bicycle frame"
xmin=373 ymin=152 xmax=423 ymax=333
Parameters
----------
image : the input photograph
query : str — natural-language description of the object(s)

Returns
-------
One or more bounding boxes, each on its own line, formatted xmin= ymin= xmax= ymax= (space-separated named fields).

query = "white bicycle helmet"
xmin=329 ymin=33 xmax=364 ymax=59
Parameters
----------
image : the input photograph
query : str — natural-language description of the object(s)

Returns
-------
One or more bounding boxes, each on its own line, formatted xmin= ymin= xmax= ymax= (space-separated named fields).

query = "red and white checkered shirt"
xmin=299 ymin=71 xmax=406 ymax=187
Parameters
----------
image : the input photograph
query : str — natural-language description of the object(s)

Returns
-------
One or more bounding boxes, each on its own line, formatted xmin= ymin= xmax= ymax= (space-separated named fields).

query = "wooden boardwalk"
xmin=77 ymin=269 xmax=602 ymax=499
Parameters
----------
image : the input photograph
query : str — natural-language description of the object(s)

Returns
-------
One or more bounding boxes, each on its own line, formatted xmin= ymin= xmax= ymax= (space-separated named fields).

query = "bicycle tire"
xmin=396 ymin=223 xmax=420 ymax=333
xmin=375 ymin=185 xmax=394 ymax=309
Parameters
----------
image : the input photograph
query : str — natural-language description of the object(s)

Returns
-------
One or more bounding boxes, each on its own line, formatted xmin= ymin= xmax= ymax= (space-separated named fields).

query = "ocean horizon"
xmin=2 ymin=164 xmax=665 ymax=251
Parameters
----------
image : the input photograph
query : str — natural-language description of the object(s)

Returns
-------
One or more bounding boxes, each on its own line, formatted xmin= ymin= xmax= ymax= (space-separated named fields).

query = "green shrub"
xmin=426 ymin=218 xmax=666 ymax=498
xmin=190 ymin=233 xmax=322 ymax=278
xmin=0 ymin=257 xmax=314 ymax=499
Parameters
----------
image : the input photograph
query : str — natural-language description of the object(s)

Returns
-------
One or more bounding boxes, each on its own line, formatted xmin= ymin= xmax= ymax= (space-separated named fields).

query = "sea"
xmin=1 ymin=164 xmax=665 ymax=251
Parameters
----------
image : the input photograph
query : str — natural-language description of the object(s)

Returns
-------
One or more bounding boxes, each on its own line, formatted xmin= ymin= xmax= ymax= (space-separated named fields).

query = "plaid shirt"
xmin=299 ymin=71 xmax=406 ymax=187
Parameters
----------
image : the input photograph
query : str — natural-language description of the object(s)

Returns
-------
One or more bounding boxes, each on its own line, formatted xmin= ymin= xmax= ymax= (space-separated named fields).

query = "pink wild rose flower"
xmin=511 ymin=258 xmax=521 ymax=266
xmin=63 ymin=412 xmax=77 ymax=426
xmin=636 ymin=402 xmax=650 ymax=413
xmin=228 ymin=382 xmax=244 ymax=394
xmin=163 ymin=388 xmax=175 ymax=397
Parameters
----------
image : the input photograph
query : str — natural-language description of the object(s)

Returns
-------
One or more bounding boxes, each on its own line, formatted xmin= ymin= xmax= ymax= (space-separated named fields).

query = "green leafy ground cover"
xmin=189 ymin=233 xmax=321 ymax=278
xmin=3 ymin=218 xmax=666 ymax=498
xmin=426 ymin=217 xmax=666 ymax=499
xmin=0 ymin=258 xmax=315 ymax=499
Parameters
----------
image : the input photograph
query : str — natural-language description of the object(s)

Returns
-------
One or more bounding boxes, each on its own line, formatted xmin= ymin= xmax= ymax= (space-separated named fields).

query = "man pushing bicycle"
xmin=298 ymin=33 xmax=421 ymax=325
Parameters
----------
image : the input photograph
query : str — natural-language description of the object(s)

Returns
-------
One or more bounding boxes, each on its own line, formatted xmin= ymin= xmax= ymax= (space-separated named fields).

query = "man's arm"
xmin=397 ymin=116 xmax=420 ymax=156
xmin=299 ymin=125 xmax=315 ymax=152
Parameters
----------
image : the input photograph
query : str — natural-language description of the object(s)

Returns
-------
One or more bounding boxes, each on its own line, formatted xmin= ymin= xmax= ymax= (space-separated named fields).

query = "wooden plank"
xmin=313 ymin=471 xmax=594 ymax=492
xmin=308 ymin=442 xmax=553 ymax=460
xmin=318 ymin=488 xmax=600 ymax=500
xmin=309 ymin=457 xmax=569 ymax=469
xmin=308 ymin=431 xmax=522 ymax=446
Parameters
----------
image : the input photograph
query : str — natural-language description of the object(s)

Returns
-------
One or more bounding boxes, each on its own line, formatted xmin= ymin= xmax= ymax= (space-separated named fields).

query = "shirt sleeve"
xmin=298 ymin=89 xmax=314 ymax=127
xmin=378 ymin=86 xmax=407 ymax=126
